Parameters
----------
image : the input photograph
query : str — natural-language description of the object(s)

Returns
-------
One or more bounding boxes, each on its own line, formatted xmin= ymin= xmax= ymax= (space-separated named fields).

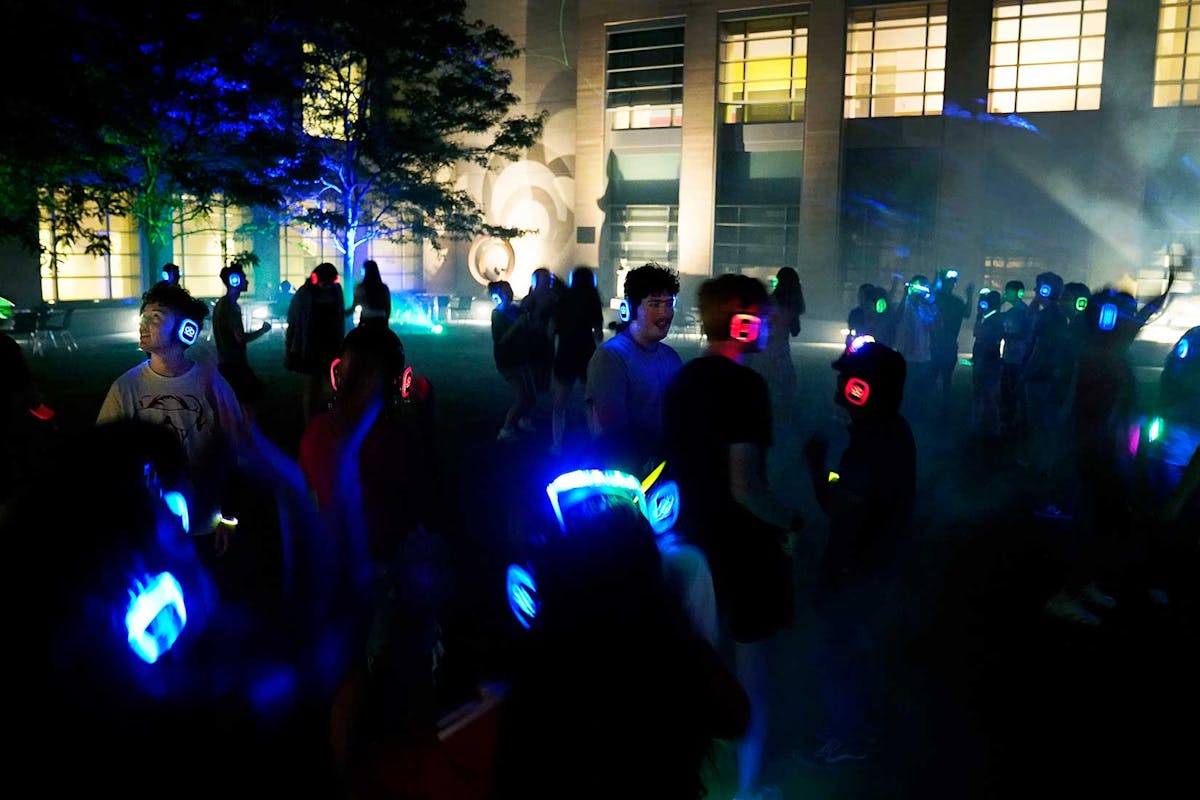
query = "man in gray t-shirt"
xmin=585 ymin=263 xmax=682 ymax=472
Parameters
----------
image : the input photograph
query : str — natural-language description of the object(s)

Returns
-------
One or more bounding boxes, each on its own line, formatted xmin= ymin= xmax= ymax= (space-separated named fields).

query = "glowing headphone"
xmin=569 ymin=270 xmax=598 ymax=289
xmin=1097 ymin=302 xmax=1118 ymax=331
xmin=1075 ymin=296 xmax=1089 ymax=312
xmin=874 ymin=297 xmax=888 ymax=314
xmin=1038 ymin=283 xmax=1053 ymax=298
xmin=618 ymin=298 xmax=631 ymax=322
xmin=329 ymin=359 xmax=413 ymax=399
xmin=227 ymin=271 xmax=243 ymax=289
xmin=730 ymin=312 xmax=762 ymax=343
xmin=161 ymin=269 xmax=171 ymax=282
xmin=1178 ymin=338 xmax=1190 ymax=360
xmin=177 ymin=317 xmax=200 ymax=346
xmin=491 ymin=291 xmax=504 ymax=306
xmin=843 ymin=376 xmax=871 ymax=406
xmin=506 ymin=465 xmax=679 ymax=631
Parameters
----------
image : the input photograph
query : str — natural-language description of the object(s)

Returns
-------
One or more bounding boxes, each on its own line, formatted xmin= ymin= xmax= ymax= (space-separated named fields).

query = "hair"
xmin=623 ymin=262 xmax=680 ymax=312
xmin=773 ymin=267 xmax=805 ymax=336
xmin=141 ymin=282 xmax=209 ymax=328
xmin=698 ymin=272 xmax=769 ymax=342
xmin=1005 ymin=279 xmax=1025 ymax=294
xmin=834 ymin=340 xmax=907 ymax=417
xmin=1063 ymin=281 xmax=1090 ymax=303
xmin=532 ymin=267 xmax=553 ymax=290
xmin=1036 ymin=271 xmax=1064 ymax=301
xmin=339 ymin=323 xmax=405 ymax=379
xmin=161 ymin=262 xmax=180 ymax=280
xmin=314 ymin=262 xmax=339 ymax=284
xmin=488 ymin=280 xmax=513 ymax=304
xmin=219 ymin=264 xmax=245 ymax=290
xmin=361 ymin=259 xmax=383 ymax=286
xmin=980 ymin=289 xmax=1003 ymax=314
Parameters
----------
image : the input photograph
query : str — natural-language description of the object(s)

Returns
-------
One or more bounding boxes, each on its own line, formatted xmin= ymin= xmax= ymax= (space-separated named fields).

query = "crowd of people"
xmin=1 ymin=255 xmax=1196 ymax=800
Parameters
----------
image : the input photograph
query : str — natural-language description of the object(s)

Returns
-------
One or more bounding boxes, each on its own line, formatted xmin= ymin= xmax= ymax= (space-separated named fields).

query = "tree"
xmin=0 ymin=1 xmax=308 ymax=271
xmin=277 ymin=0 xmax=545 ymax=303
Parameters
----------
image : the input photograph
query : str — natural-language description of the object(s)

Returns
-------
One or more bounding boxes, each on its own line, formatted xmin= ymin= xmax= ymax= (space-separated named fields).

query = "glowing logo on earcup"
xmin=844 ymin=377 xmax=871 ymax=406
xmin=1098 ymin=302 xmax=1118 ymax=331
xmin=730 ymin=313 xmax=761 ymax=343
xmin=506 ymin=564 xmax=538 ymax=630
xmin=401 ymin=366 xmax=414 ymax=400
xmin=619 ymin=298 xmax=631 ymax=323
xmin=646 ymin=480 xmax=679 ymax=534
xmin=125 ymin=571 xmax=187 ymax=664
xmin=177 ymin=319 xmax=199 ymax=346
xmin=228 ymin=272 xmax=243 ymax=289
xmin=1039 ymin=283 xmax=1052 ymax=297
xmin=1075 ymin=297 xmax=1088 ymax=312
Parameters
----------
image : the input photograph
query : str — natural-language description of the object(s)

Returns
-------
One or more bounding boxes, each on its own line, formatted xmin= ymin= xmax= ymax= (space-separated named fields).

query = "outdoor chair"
xmin=36 ymin=307 xmax=78 ymax=353
xmin=8 ymin=310 xmax=44 ymax=356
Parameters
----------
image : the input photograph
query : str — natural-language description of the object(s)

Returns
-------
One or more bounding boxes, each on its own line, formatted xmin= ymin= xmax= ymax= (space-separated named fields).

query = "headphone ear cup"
xmin=177 ymin=319 xmax=199 ymax=346
xmin=843 ymin=376 xmax=871 ymax=407
xmin=619 ymin=298 xmax=630 ymax=323
xmin=329 ymin=357 xmax=341 ymax=392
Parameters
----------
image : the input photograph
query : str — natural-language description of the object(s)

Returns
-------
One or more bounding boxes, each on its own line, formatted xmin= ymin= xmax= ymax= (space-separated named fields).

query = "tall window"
xmin=280 ymin=223 xmax=342 ymax=288
xmin=174 ymin=205 xmax=252 ymax=299
xmin=713 ymin=205 xmax=801 ymax=270
xmin=606 ymin=206 xmax=678 ymax=275
xmin=720 ymin=14 xmax=809 ymax=124
xmin=844 ymin=3 xmax=946 ymax=118
xmin=988 ymin=0 xmax=1107 ymax=114
xmin=606 ymin=21 xmax=685 ymax=130
xmin=1154 ymin=0 xmax=1200 ymax=106
xmin=39 ymin=207 xmax=140 ymax=302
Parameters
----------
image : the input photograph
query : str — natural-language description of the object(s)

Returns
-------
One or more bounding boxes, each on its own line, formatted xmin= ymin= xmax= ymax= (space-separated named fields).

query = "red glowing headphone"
xmin=330 ymin=358 xmax=414 ymax=400
xmin=730 ymin=312 xmax=762 ymax=344
xmin=843 ymin=376 xmax=871 ymax=406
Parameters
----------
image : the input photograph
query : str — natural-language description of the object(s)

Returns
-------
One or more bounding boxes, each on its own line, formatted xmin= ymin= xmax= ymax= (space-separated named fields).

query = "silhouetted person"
xmin=1019 ymin=271 xmax=1072 ymax=500
xmin=213 ymin=264 xmax=271 ymax=414
xmin=998 ymin=279 xmax=1030 ymax=439
xmin=971 ymin=289 xmax=1005 ymax=440
xmin=354 ymin=259 xmax=392 ymax=330
xmin=664 ymin=273 xmax=802 ymax=800
xmin=931 ymin=268 xmax=973 ymax=420
xmin=494 ymin=481 xmax=750 ymax=800
xmin=490 ymin=280 xmax=536 ymax=443
xmin=895 ymin=274 xmax=939 ymax=423
xmin=803 ymin=339 xmax=915 ymax=765
xmin=286 ymin=262 xmax=347 ymax=425
xmin=549 ymin=266 xmax=604 ymax=455
xmin=158 ymin=261 xmax=181 ymax=286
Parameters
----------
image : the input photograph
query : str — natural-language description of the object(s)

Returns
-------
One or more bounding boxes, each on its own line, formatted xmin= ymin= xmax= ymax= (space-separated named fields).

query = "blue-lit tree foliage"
xmin=277 ymin=0 xmax=545 ymax=303
xmin=0 ymin=1 xmax=308 ymax=270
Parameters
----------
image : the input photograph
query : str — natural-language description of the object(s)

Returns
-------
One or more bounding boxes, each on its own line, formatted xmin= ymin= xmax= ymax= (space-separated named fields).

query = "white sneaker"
xmin=1044 ymin=592 xmax=1101 ymax=626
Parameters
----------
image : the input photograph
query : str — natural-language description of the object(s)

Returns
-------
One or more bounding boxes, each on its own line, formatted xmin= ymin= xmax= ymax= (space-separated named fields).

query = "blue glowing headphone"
xmin=122 ymin=462 xmax=194 ymax=664
xmin=569 ymin=270 xmax=598 ymax=289
xmin=618 ymin=297 xmax=631 ymax=323
xmin=506 ymin=465 xmax=679 ymax=631
xmin=228 ymin=271 xmax=243 ymax=289
xmin=177 ymin=317 xmax=200 ymax=346
xmin=161 ymin=269 xmax=171 ymax=282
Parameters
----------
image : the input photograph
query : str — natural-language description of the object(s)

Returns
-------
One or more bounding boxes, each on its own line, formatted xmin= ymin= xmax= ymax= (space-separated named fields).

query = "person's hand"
xmin=214 ymin=521 xmax=234 ymax=556
xmin=260 ymin=321 xmax=272 ymax=333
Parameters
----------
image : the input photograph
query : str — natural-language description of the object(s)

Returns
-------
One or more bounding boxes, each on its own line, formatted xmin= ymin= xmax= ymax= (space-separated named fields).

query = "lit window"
xmin=606 ymin=21 xmax=684 ymax=130
xmin=39 ymin=204 xmax=141 ymax=302
xmin=1153 ymin=0 xmax=1200 ymax=107
xmin=988 ymin=0 xmax=1107 ymax=114
xmin=844 ymin=3 xmax=947 ymax=119
xmin=607 ymin=205 xmax=678 ymax=276
xmin=714 ymin=205 xmax=801 ymax=270
xmin=174 ymin=203 xmax=252 ymax=298
xmin=720 ymin=14 xmax=809 ymax=124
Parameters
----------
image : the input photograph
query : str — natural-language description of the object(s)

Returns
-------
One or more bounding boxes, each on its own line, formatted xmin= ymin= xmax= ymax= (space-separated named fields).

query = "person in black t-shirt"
xmin=803 ymin=339 xmax=915 ymax=766
xmin=664 ymin=272 xmax=802 ymax=800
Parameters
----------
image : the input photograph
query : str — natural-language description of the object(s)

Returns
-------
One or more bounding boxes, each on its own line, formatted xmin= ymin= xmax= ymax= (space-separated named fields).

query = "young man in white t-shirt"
xmin=98 ymin=283 xmax=244 ymax=551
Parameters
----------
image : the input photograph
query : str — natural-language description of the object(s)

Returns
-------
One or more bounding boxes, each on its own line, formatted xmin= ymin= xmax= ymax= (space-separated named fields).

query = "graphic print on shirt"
xmin=137 ymin=393 xmax=208 ymax=445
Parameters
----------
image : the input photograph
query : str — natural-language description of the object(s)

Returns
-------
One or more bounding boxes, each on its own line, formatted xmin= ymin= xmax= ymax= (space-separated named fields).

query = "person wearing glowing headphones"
xmin=585 ymin=262 xmax=683 ymax=473
xmin=213 ymin=264 xmax=271 ymax=414
xmin=98 ymin=282 xmax=244 ymax=554
xmin=803 ymin=338 xmax=915 ymax=766
xmin=664 ymin=273 xmax=803 ymax=800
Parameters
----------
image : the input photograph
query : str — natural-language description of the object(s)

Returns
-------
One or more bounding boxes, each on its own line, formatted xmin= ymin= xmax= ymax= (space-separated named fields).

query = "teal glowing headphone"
xmin=506 ymin=465 xmax=679 ymax=631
